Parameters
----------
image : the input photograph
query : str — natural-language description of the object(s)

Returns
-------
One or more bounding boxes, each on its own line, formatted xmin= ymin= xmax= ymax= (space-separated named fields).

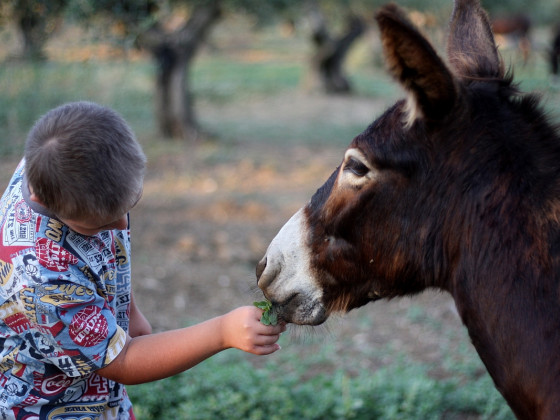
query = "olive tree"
xmin=70 ymin=0 xmax=299 ymax=141
xmin=1 ymin=0 xmax=68 ymax=60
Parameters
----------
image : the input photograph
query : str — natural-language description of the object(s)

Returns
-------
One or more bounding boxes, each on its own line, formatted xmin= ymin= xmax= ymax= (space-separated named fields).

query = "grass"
xmin=127 ymin=315 xmax=514 ymax=420
xmin=125 ymin=294 xmax=517 ymax=419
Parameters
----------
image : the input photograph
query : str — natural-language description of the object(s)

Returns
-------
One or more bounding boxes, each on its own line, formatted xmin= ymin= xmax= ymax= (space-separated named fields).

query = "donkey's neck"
xmin=451 ymin=274 xmax=560 ymax=420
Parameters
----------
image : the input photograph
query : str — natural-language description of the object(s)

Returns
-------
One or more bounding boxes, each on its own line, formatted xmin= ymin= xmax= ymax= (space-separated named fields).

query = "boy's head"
xmin=24 ymin=101 xmax=146 ymax=226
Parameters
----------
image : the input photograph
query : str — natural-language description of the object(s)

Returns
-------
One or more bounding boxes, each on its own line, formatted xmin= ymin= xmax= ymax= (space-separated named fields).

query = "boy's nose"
xmin=110 ymin=215 xmax=129 ymax=231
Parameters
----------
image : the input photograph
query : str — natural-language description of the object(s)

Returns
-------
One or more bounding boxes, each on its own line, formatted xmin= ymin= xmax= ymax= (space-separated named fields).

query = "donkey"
xmin=256 ymin=0 xmax=560 ymax=418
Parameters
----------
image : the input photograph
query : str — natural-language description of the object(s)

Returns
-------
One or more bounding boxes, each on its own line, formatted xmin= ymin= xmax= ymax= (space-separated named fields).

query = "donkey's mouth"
xmin=274 ymin=293 xmax=328 ymax=326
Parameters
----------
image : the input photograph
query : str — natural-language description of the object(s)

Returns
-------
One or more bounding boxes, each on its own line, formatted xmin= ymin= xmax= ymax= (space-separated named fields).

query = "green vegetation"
xmin=128 ymin=329 xmax=514 ymax=419
xmin=254 ymin=300 xmax=278 ymax=325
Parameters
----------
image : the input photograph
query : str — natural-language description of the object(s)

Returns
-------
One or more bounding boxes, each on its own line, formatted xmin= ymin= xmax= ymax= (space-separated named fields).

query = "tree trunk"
xmin=138 ymin=1 xmax=221 ymax=141
xmin=152 ymin=46 xmax=198 ymax=139
xmin=308 ymin=5 xmax=365 ymax=94
xmin=13 ymin=0 xmax=66 ymax=61
xmin=18 ymin=12 xmax=48 ymax=60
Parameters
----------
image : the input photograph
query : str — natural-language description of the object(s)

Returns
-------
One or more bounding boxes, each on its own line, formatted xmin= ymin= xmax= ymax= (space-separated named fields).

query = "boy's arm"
xmin=96 ymin=305 xmax=285 ymax=385
xmin=128 ymin=293 xmax=152 ymax=337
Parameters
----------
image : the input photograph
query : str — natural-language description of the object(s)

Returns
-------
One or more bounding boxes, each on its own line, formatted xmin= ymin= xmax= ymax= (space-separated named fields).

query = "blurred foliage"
xmin=1 ymin=0 xmax=559 ymax=152
xmin=0 ymin=0 xmax=67 ymax=26
xmin=5 ymin=0 xmax=559 ymax=45
xmin=481 ymin=0 xmax=560 ymax=25
xmin=128 ymin=340 xmax=514 ymax=420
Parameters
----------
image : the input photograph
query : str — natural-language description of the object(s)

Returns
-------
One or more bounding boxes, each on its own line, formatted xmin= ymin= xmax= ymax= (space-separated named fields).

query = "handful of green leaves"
xmin=253 ymin=300 xmax=278 ymax=326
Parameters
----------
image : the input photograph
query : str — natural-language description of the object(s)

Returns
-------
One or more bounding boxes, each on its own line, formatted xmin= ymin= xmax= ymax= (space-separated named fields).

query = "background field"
xmin=2 ymin=12 xmax=560 ymax=419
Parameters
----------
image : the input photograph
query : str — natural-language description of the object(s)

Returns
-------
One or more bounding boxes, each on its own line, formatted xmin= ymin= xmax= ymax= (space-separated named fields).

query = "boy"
xmin=0 ymin=101 xmax=285 ymax=419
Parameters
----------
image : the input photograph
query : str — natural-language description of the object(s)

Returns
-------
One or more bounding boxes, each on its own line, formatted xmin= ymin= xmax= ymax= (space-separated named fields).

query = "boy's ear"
xmin=28 ymin=186 xmax=45 ymax=207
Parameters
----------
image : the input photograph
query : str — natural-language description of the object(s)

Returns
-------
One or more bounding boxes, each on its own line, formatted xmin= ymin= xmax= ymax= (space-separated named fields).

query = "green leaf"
xmin=253 ymin=300 xmax=277 ymax=325
xmin=261 ymin=312 xmax=271 ymax=325
xmin=268 ymin=310 xmax=278 ymax=326
xmin=253 ymin=300 xmax=271 ymax=311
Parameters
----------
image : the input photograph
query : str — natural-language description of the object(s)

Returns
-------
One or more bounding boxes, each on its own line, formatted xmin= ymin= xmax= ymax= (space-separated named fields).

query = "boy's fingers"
xmin=253 ymin=343 xmax=281 ymax=355
xmin=260 ymin=324 xmax=285 ymax=335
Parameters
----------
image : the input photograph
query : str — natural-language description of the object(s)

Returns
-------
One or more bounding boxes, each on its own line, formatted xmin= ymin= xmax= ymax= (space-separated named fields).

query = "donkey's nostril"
xmin=256 ymin=257 xmax=267 ymax=283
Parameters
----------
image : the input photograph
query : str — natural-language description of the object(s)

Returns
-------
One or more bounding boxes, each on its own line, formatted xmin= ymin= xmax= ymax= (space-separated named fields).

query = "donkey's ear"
xmin=376 ymin=4 xmax=456 ymax=123
xmin=447 ymin=0 xmax=503 ymax=79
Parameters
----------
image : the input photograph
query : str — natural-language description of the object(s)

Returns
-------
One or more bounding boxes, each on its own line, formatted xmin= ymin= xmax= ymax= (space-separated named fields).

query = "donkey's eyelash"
xmin=344 ymin=158 xmax=370 ymax=177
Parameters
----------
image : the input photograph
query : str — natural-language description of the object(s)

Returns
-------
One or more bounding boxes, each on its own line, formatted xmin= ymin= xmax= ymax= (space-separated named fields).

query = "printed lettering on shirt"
xmin=19 ymin=288 xmax=38 ymax=324
xmin=0 ymin=347 xmax=19 ymax=375
xmin=77 ymin=265 xmax=108 ymax=301
xmin=20 ymin=390 xmax=44 ymax=407
xmin=40 ymin=284 xmax=96 ymax=310
xmin=46 ymin=401 xmax=108 ymax=420
xmin=0 ymin=260 xmax=13 ymax=286
xmin=5 ymin=312 xmax=31 ymax=334
xmin=55 ymin=354 xmax=95 ymax=378
xmin=103 ymin=328 xmax=126 ymax=366
xmin=0 ymin=260 xmax=19 ymax=300
xmin=44 ymin=284 xmax=94 ymax=298
xmin=107 ymin=380 xmax=122 ymax=403
xmin=14 ymin=199 xmax=32 ymax=224
xmin=77 ymin=241 xmax=93 ymax=254
xmin=101 ymin=248 xmax=113 ymax=262
xmin=87 ymin=375 xmax=109 ymax=395
xmin=78 ymin=266 xmax=95 ymax=284
xmin=69 ymin=306 xmax=109 ymax=347
xmin=116 ymin=293 xmax=129 ymax=308
xmin=36 ymin=238 xmax=79 ymax=272
xmin=101 ymin=271 xmax=116 ymax=284
xmin=115 ymin=273 xmax=130 ymax=295
xmin=37 ymin=373 xmax=76 ymax=397
xmin=115 ymin=312 xmax=128 ymax=331
xmin=11 ymin=253 xmax=46 ymax=288
xmin=44 ymin=219 xmax=64 ymax=243
xmin=2 ymin=182 xmax=36 ymax=248
xmin=66 ymin=233 xmax=109 ymax=274
xmin=113 ymin=235 xmax=128 ymax=268
xmin=73 ymin=358 xmax=95 ymax=377
xmin=3 ymin=211 xmax=36 ymax=248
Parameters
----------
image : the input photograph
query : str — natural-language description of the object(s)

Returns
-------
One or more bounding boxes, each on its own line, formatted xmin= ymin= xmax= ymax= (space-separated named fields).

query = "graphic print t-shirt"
xmin=0 ymin=160 xmax=133 ymax=419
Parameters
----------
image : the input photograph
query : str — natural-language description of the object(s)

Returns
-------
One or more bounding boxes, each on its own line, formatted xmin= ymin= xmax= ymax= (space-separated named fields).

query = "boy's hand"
xmin=220 ymin=306 xmax=286 ymax=355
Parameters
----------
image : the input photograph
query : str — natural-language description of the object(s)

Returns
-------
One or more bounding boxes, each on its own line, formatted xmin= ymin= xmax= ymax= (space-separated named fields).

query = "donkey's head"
xmin=257 ymin=0 xmax=557 ymax=325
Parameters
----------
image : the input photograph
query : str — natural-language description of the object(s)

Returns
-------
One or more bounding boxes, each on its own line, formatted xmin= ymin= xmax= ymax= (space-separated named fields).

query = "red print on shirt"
xmin=35 ymin=237 xmax=79 ymax=272
xmin=69 ymin=306 xmax=109 ymax=347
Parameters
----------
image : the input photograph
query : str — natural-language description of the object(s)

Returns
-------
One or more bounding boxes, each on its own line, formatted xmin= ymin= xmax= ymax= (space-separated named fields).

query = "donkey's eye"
xmin=344 ymin=158 xmax=370 ymax=177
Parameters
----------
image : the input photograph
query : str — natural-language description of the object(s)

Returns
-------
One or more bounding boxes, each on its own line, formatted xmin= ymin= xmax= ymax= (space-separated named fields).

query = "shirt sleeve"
xmin=18 ymin=279 xmax=127 ymax=378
